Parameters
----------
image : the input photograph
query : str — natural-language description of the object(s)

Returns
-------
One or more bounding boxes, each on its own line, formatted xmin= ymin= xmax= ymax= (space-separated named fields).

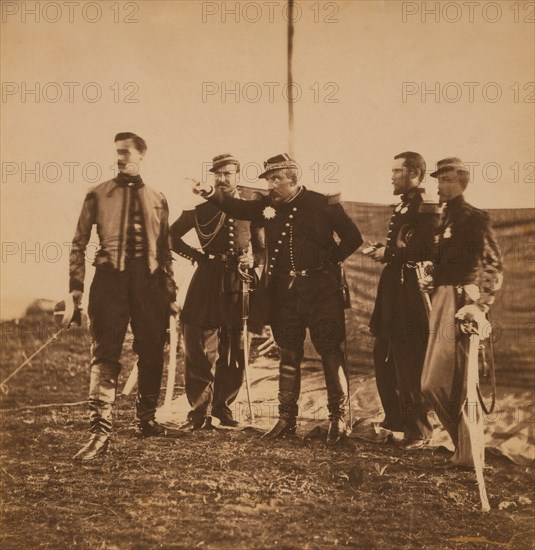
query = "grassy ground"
xmin=1 ymin=313 xmax=533 ymax=549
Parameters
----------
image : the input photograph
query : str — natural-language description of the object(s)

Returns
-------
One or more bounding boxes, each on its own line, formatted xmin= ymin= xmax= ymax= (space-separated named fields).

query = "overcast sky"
xmin=1 ymin=0 xmax=534 ymax=318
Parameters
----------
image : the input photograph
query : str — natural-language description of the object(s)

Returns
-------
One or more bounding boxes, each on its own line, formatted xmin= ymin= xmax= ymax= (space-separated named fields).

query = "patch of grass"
xmin=1 ymin=313 xmax=534 ymax=549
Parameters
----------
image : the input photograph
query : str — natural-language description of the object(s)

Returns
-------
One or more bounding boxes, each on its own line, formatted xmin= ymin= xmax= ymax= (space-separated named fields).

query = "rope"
xmin=1 ymin=400 xmax=87 ymax=414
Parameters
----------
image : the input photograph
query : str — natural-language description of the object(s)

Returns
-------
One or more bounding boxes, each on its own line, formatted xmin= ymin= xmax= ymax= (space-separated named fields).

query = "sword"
xmin=164 ymin=313 xmax=179 ymax=408
xmin=413 ymin=261 xmax=434 ymax=317
xmin=340 ymin=263 xmax=353 ymax=431
xmin=459 ymin=315 xmax=491 ymax=512
xmin=239 ymin=264 xmax=255 ymax=423
xmin=1 ymin=328 xmax=64 ymax=395
xmin=1 ymin=294 xmax=82 ymax=394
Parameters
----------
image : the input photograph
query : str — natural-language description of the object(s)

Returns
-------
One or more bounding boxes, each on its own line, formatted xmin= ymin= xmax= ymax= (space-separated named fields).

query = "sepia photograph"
xmin=1 ymin=0 xmax=534 ymax=548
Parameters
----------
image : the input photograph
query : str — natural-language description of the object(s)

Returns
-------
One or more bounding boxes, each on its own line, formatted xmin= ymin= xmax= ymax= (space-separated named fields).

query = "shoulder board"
xmin=325 ymin=191 xmax=342 ymax=205
xmin=462 ymin=202 xmax=489 ymax=220
xmin=300 ymin=188 xmax=341 ymax=205
xmin=418 ymin=201 xmax=442 ymax=214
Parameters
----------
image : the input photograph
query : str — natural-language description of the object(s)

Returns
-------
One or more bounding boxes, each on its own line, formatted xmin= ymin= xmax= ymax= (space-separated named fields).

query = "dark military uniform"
xmin=170 ymin=193 xmax=264 ymax=424
xmin=422 ymin=194 xmax=503 ymax=460
xmin=205 ymin=186 xmax=363 ymax=423
xmin=370 ymin=187 xmax=438 ymax=440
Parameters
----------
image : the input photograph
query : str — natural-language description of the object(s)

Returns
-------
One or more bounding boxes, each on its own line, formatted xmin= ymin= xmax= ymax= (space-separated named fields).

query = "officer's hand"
xmin=70 ymin=290 xmax=83 ymax=307
xmin=189 ymin=178 xmax=213 ymax=196
xmin=419 ymin=275 xmax=434 ymax=293
xmin=455 ymin=304 xmax=491 ymax=340
xmin=238 ymin=252 xmax=255 ymax=270
xmin=370 ymin=246 xmax=386 ymax=263
xmin=170 ymin=302 xmax=179 ymax=316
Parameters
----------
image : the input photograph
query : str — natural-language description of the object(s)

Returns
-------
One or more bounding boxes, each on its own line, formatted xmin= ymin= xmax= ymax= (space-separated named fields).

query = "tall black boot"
xmin=321 ymin=350 xmax=349 ymax=445
xmin=263 ymin=347 xmax=302 ymax=440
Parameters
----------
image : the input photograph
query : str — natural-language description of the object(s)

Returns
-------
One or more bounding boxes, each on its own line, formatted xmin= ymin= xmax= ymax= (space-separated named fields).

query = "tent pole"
xmin=287 ymin=0 xmax=295 ymax=157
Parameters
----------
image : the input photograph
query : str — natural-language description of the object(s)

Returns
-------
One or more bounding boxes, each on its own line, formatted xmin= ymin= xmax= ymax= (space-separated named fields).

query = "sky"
xmin=1 ymin=0 xmax=534 ymax=318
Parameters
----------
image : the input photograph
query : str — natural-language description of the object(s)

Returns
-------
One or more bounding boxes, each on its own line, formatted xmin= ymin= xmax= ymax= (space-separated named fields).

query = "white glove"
xmin=190 ymin=178 xmax=213 ymax=196
xmin=455 ymin=304 xmax=492 ymax=340
xmin=238 ymin=252 xmax=255 ymax=270
xmin=418 ymin=275 xmax=434 ymax=293
xmin=70 ymin=290 xmax=83 ymax=307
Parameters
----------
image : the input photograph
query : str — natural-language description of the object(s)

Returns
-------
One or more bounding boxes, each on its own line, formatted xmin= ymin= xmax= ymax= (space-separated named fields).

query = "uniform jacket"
xmin=170 ymin=193 xmax=265 ymax=329
xmin=206 ymin=186 xmax=363 ymax=306
xmin=370 ymin=188 xmax=439 ymax=340
xmin=433 ymin=194 xmax=503 ymax=308
xmin=69 ymin=178 xmax=175 ymax=297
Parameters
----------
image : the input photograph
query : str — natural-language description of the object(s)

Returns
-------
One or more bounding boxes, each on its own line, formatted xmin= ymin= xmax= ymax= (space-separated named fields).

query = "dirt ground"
xmin=1 ymin=313 xmax=534 ymax=549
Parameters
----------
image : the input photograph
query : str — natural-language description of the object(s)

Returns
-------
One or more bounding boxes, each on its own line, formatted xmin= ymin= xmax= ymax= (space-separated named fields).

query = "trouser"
xmin=373 ymin=337 xmax=403 ymax=432
xmin=182 ymin=323 xmax=245 ymax=422
xmin=87 ymin=262 xmax=169 ymax=434
xmin=270 ymin=291 xmax=348 ymax=422
xmin=390 ymin=335 xmax=433 ymax=440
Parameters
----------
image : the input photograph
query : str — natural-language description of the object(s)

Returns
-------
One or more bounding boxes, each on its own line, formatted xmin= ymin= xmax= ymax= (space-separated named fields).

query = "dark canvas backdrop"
xmin=239 ymin=188 xmax=535 ymax=388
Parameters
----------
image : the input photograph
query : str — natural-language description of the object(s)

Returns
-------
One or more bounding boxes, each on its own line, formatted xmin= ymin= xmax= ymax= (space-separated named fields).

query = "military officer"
xmin=70 ymin=132 xmax=178 ymax=461
xmin=368 ymin=151 xmax=439 ymax=449
xmin=192 ymin=153 xmax=363 ymax=445
xmin=170 ymin=154 xmax=265 ymax=429
xmin=420 ymin=157 xmax=503 ymax=465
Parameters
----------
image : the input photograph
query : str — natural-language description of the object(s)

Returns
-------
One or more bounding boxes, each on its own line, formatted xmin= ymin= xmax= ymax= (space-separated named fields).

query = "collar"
xmin=401 ymin=186 xmax=423 ymax=203
xmin=286 ymin=185 xmax=303 ymax=203
xmin=114 ymin=173 xmax=144 ymax=188
xmin=445 ymin=194 xmax=465 ymax=211
xmin=270 ymin=185 xmax=305 ymax=209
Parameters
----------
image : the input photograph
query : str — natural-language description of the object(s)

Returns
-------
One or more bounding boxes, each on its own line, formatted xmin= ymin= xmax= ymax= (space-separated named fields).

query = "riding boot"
xmin=321 ymin=350 xmax=349 ymax=445
xmin=88 ymin=362 xmax=119 ymax=435
xmin=73 ymin=362 xmax=119 ymax=460
xmin=263 ymin=347 xmax=302 ymax=439
xmin=136 ymin=392 xmax=160 ymax=426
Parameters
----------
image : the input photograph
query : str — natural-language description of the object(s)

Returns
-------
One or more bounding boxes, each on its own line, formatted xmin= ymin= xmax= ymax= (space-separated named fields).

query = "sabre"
xmin=340 ymin=263 xmax=353 ymax=431
xmin=1 ymin=328 xmax=64 ymax=394
xmin=164 ymin=312 xmax=179 ymax=408
xmin=238 ymin=264 xmax=255 ymax=424
xmin=1 ymin=295 xmax=81 ymax=394
xmin=414 ymin=261 xmax=433 ymax=317
xmin=463 ymin=323 xmax=491 ymax=512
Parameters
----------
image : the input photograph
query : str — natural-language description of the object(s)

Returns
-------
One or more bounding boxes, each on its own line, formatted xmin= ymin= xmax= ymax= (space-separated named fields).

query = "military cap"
xmin=209 ymin=153 xmax=240 ymax=173
xmin=430 ymin=157 xmax=470 ymax=178
xmin=258 ymin=153 xmax=299 ymax=179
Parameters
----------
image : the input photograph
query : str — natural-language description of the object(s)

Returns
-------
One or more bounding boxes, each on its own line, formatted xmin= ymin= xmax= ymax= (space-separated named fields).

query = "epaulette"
xmin=462 ymin=202 xmax=489 ymax=223
xmin=418 ymin=200 xmax=442 ymax=214
xmin=325 ymin=191 xmax=342 ymax=205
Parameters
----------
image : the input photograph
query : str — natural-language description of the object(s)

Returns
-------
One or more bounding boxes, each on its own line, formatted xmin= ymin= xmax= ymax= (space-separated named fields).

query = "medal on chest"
xmin=262 ymin=206 xmax=276 ymax=220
